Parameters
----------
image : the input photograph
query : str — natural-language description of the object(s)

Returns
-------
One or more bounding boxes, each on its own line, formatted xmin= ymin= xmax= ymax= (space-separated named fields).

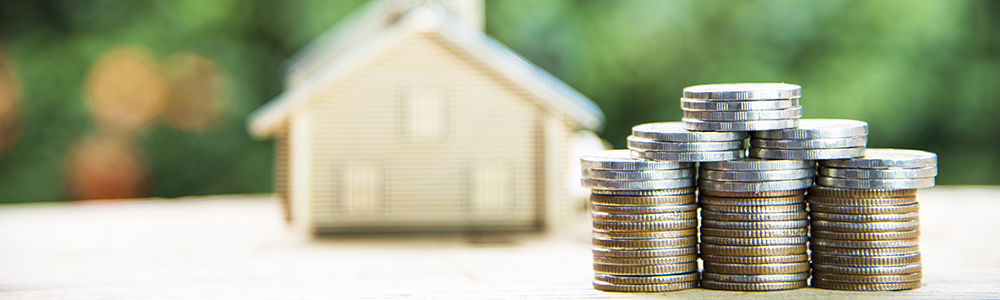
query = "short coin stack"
xmin=697 ymin=159 xmax=815 ymax=291
xmin=681 ymin=83 xmax=802 ymax=132
xmin=581 ymin=150 xmax=700 ymax=292
xmin=750 ymin=119 xmax=868 ymax=160
xmin=629 ymin=122 xmax=747 ymax=162
xmin=808 ymin=149 xmax=938 ymax=291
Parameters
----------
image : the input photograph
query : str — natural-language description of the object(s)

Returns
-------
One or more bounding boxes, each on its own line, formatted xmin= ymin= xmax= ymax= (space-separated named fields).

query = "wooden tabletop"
xmin=1 ymin=186 xmax=997 ymax=299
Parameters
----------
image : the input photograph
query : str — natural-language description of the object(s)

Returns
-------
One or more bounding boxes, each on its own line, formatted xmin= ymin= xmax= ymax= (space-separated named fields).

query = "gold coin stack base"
xmin=807 ymin=186 xmax=922 ymax=291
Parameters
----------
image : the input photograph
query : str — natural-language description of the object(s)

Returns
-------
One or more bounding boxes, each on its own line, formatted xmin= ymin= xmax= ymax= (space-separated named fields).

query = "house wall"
xmin=302 ymin=30 xmax=552 ymax=232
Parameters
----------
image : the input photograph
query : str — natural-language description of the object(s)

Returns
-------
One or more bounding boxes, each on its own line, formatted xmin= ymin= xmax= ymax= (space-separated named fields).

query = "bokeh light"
xmin=86 ymin=46 xmax=168 ymax=134
xmin=66 ymin=134 xmax=148 ymax=200
xmin=0 ymin=45 xmax=19 ymax=153
xmin=164 ymin=53 xmax=227 ymax=132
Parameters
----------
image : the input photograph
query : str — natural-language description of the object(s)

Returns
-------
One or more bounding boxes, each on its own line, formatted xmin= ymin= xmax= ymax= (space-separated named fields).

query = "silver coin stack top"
xmin=580 ymin=150 xmax=699 ymax=292
xmin=629 ymin=122 xmax=747 ymax=162
xmin=808 ymin=149 xmax=937 ymax=291
xmin=681 ymin=83 xmax=802 ymax=132
xmin=750 ymin=119 xmax=868 ymax=160
xmin=696 ymin=158 xmax=815 ymax=291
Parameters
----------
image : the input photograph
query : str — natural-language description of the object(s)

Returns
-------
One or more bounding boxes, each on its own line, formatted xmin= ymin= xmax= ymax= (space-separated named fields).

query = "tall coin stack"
xmin=749 ymin=119 xmax=868 ymax=160
xmin=681 ymin=83 xmax=802 ymax=132
xmin=808 ymin=149 xmax=938 ymax=291
xmin=581 ymin=150 xmax=700 ymax=292
xmin=696 ymin=159 xmax=815 ymax=291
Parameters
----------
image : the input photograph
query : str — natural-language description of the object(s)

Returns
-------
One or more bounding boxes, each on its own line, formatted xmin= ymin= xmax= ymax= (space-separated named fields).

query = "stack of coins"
xmin=681 ymin=83 xmax=802 ymax=132
xmin=697 ymin=159 xmax=815 ymax=291
xmin=580 ymin=150 xmax=700 ymax=292
xmin=809 ymin=149 xmax=938 ymax=291
xmin=629 ymin=122 xmax=747 ymax=162
xmin=750 ymin=119 xmax=868 ymax=160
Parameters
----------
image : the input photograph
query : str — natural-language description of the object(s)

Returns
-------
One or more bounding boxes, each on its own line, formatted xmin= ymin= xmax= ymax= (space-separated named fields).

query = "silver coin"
xmin=627 ymin=136 xmax=744 ymax=152
xmin=701 ymin=272 xmax=810 ymax=283
xmin=683 ymin=118 xmax=799 ymax=131
xmin=821 ymin=149 xmax=938 ymax=169
xmin=698 ymin=178 xmax=813 ymax=192
xmin=699 ymin=169 xmax=815 ymax=182
xmin=750 ymin=147 xmax=866 ymax=160
xmin=682 ymin=83 xmax=801 ymax=101
xmin=750 ymin=136 xmax=868 ymax=150
xmin=819 ymin=167 xmax=937 ymax=179
xmin=683 ymin=106 xmax=802 ymax=121
xmin=701 ymin=158 xmax=815 ymax=171
xmin=751 ymin=119 xmax=868 ymax=139
xmin=582 ymin=168 xmax=695 ymax=181
xmin=681 ymin=98 xmax=798 ymax=111
xmin=817 ymin=177 xmax=936 ymax=189
xmin=632 ymin=149 xmax=745 ymax=162
xmin=582 ymin=178 xmax=696 ymax=190
xmin=581 ymin=150 xmax=693 ymax=170
xmin=632 ymin=122 xmax=748 ymax=142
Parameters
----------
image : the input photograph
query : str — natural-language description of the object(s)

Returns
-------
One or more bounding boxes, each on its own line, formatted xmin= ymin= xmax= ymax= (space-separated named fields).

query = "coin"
xmin=809 ymin=245 xmax=919 ymax=256
xmin=811 ymin=263 xmax=922 ymax=276
xmin=751 ymin=119 xmax=868 ymax=139
xmin=593 ymin=236 xmax=698 ymax=249
xmin=819 ymin=166 xmax=937 ymax=179
xmin=582 ymin=168 xmax=696 ymax=181
xmin=683 ymin=118 xmax=799 ymax=131
xmin=813 ymin=272 xmax=923 ymax=284
xmin=595 ymin=272 xmax=700 ymax=285
xmin=593 ymin=220 xmax=698 ymax=231
xmin=817 ymin=177 xmax=936 ymax=190
xmin=700 ymin=236 xmax=809 ymax=246
xmin=807 ymin=186 xmax=918 ymax=198
xmin=810 ymin=238 xmax=920 ymax=249
xmin=698 ymin=168 xmax=814 ymax=182
xmin=683 ymin=106 xmax=802 ymax=121
xmin=699 ymin=244 xmax=807 ymax=256
xmin=751 ymin=136 xmax=868 ymax=149
xmin=631 ymin=149 xmax=746 ymax=162
xmin=632 ymin=122 xmax=749 ymax=142
xmin=811 ymin=219 xmax=920 ymax=232
xmin=750 ymin=147 xmax=866 ymax=160
xmin=700 ymin=253 xmax=809 ymax=264
xmin=593 ymin=255 xmax=698 ymax=265
xmin=808 ymin=203 xmax=919 ymax=215
xmin=593 ymin=229 xmax=698 ymax=239
xmin=811 ymin=230 xmax=920 ymax=241
xmin=702 ymin=272 xmax=810 ymax=283
xmin=681 ymin=98 xmax=798 ymax=111
xmin=682 ymin=83 xmax=801 ymax=101
xmin=627 ymin=136 xmax=744 ymax=152
xmin=700 ymin=203 xmax=806 ymax=213
xmin=812 ymin=252 xmax=921 ymax=267
xmin=806 ymin=196 xmax=918 ymax=206
xmin=810 ymin=279 xmax=921 ymax=291
xmin=698 ymin=194 xmax=805 ymax=205
xmin=698 ymin=178 xmax=813 ymax=192
xmin=700 ymin=280 xmax=807 ymax=291
xmin=701 ymin=210 xmax=808 ymax=222
xmin=593 ymin=246 xmax=697 ymax=258
xmin=699 ymin=227 xmax=807 ymax=238
xmin=811 ymin=211 xmax=919 ymax=223
xmin=822 ymin=148 xmax=937 ymax=169
xmin=703 ymin=262 xmax=810 ymax=274
xmin=581 ymin=150 xmax=694 ymax=170
xmin=582 ymin=178 xmax=696 ymax=190
xmin=591 ymin=203 xmax=698 ymax=214
xmin=590 ymin=193 xmax=696 ymax=205
xmin=702 ymin=219 xmax=809 ymax=230
xmin=592 ymin=211 xmax=697 ymax=222
xmin=593 ymin=261 xmax=698 ymax=275
xmin=593 ymin=280 xmax=698 ymax=292
xmin=701 ymin=158 xmax=815 ymax=171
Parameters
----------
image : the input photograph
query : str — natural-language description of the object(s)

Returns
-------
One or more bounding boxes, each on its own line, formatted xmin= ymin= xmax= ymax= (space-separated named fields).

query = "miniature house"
xmin=248 ymin=0 xmax=604 ymax=233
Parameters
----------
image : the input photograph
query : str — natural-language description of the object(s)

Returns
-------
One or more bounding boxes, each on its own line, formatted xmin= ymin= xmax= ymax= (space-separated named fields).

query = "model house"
xmin=247 ymin=0 xmax=604 ymax=233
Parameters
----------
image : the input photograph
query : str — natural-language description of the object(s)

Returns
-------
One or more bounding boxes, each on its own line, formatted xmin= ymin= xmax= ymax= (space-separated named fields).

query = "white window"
xmin=469 ymin=161 xmax=513 ymax=213
xmin=343 ymin=162 xmax=384 ymax=213
xmin=402 ymin=87 xmax=449 ymax=140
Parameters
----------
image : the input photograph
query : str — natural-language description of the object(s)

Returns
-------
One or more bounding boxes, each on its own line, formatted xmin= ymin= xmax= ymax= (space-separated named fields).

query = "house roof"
xmin=248 ymin=4 xmax=605 ymax=138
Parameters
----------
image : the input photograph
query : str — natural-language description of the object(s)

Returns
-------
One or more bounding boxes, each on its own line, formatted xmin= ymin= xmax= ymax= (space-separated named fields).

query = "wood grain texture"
xmin=0 ymin=186 xmax=996 ymax=299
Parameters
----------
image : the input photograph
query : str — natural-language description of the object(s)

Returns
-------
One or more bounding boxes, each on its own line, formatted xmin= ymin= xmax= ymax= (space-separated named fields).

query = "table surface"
xmin=1 ymin=186 xmax=998 ymax=299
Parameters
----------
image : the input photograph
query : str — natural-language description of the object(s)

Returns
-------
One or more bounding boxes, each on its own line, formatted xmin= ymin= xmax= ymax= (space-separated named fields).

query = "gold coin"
xmin=593 ymin=261 xmax=698 ymax=275
xmin=702 ymin=272 xmax=810 ymax=283
xmin=806 ymin=196 xmax=918 ymax=206
xmin=700 ymin=227 xmax=807 ymax=238
xmin=810 ymin=211 xmax=919 ymax=223
xmin=594 ymin=272 xmax=699 ymax=285
xmin=700 ymin=280 xmax=807 ymax=291
xmin=594 ymin=254 xmax=698 ymax=265
xmin=592 ymin=211 xmax=697 ymax=222
xmin=698 ymin=195 xmax=804 ymax=206
xmin=812 ymin=252 xmax=921 ymax=266
xmin=593 ymin=220 xmax=698 ymax=231
xmin=593 ymin=246 xmax=697 ymax=258
xmin=701 ymin=253 xmax=808 ymax=264
xmin=810 ymin=244 xmax=919 ymax=256
xmin=702 ymin=210 xmax=808 ymax=222
xmin=811 ymin=230 xmax=920 ymax=241
xmin=807 ymin=186 xmax=918 ymax=198
xmin=593 ymin=236 xmax=697 ymax=249
xmin=812 ymin=263 xmax=922 ymax=275
xmin=703 ymin=261 xmax=810 ymax=275
xmin=811 ymin=219 xmax=920 ymax=232
xmin=699 ymin=189 xmax=806 ymax=198
xmin=593 ymin=229 xmax=697 ymax=239
xmin=809 ymin=203 xmax=919 ymax=215
xmin=592 ymin=280 xmax=698 ymax=292
xmin=811 ymin=278 xmax=921 ymax=291
xmin=591 ymin=203 xmax=698 ymax=214
xmin=702 ymin=219 xmax=809 ymax=230
xmin=700 ymin=236 xmax=808 ymax=246
xmin=813 ymin=272 xmax=922 ymax=283
xmin=810 ymin=238 xmax=919 ymax=249
xmin=699 ymin=244 xmax=807 ymax=256
xmin=592 ymin=188 xmax=696 ymax=197
xmin=701 ymin=203 xmax=805 ymax=213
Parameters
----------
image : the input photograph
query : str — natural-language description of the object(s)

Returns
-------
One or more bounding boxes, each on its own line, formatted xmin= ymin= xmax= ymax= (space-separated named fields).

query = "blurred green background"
xmin=0 ymin=0 xmax=996 ymax=203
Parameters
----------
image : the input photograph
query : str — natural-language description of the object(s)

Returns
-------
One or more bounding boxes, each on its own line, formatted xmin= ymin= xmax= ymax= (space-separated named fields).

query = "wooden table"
xmin=1 ymin=186 xmax=997 ymax=299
